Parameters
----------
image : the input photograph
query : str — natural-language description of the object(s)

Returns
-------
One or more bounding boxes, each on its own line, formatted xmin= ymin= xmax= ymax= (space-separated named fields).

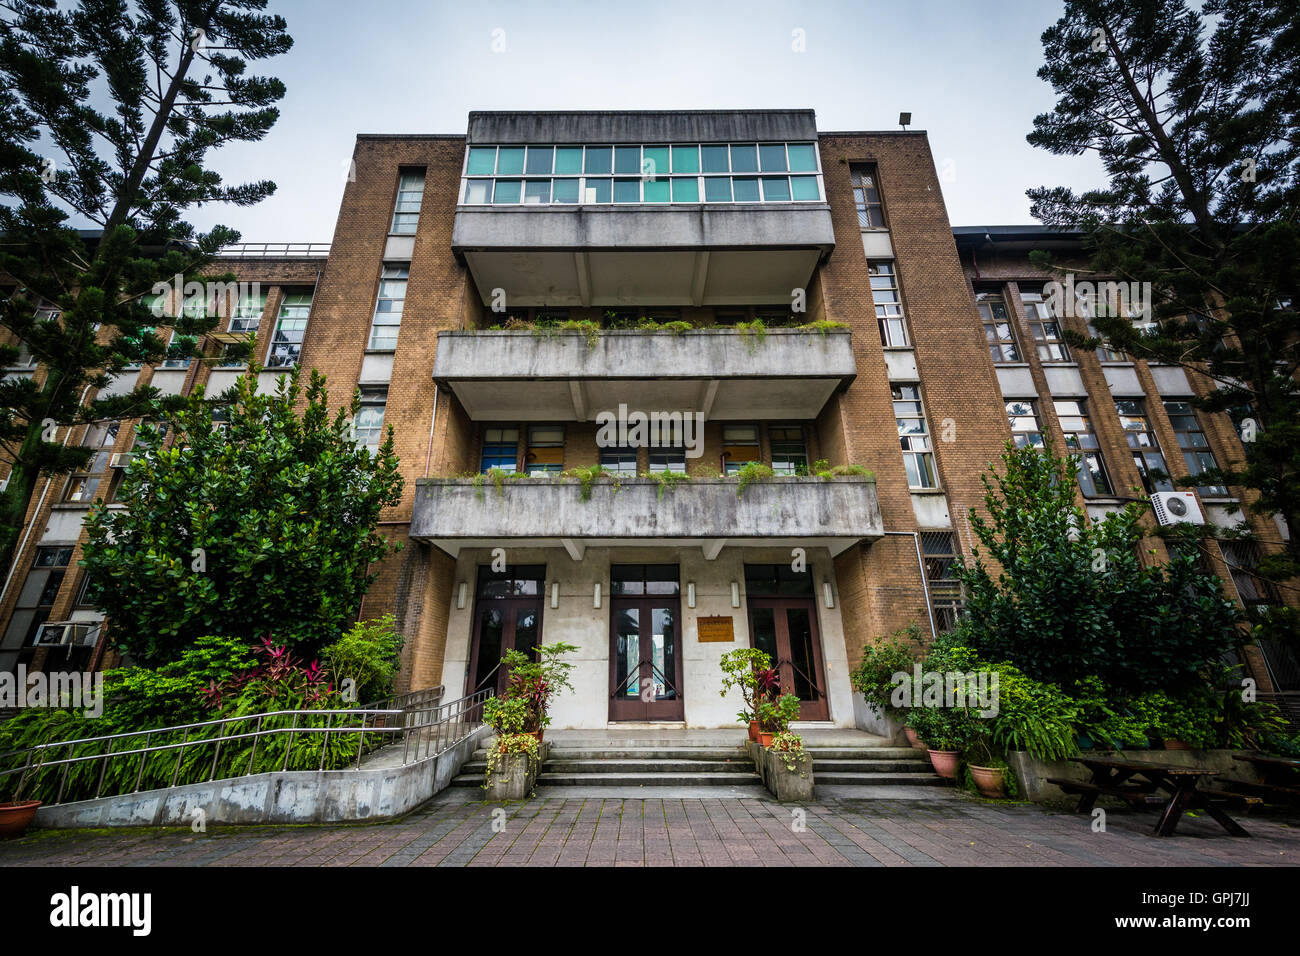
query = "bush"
xmin=987 ymin=663 xmax=1078 ymax=761
xmin=321 ymin=614 xmax=404 ymax=704
xmin=850 ymin=626 xmax=921 ymax=717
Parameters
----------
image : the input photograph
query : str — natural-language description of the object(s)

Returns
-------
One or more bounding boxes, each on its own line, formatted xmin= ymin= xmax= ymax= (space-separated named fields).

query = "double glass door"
xmin=468 ymin=566 xmax=544 ymax=698
xmin=609 ymin=565 xmax=684 ymax=721
xmin=744 ymin=564 xmax=829 ymax=721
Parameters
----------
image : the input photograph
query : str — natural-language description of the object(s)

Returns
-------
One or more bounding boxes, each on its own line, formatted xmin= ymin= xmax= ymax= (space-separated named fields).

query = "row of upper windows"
xmin=460 ymin=142 xmax=822 ymax=205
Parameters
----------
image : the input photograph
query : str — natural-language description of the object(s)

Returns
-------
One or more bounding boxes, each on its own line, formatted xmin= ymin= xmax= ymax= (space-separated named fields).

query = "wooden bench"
xmin=1058 ymin=757 xmax=1250 ymax=837
xmin=1046 ymin=777 xmax=1156 ymax=809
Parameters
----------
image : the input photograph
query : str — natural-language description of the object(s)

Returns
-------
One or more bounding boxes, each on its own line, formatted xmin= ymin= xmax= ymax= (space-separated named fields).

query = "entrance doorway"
xmin=468 ymin=565 xmax=545 ymax=698
xmin=609 ymin=564 xmax=684 ymax=721
xmin=744 ymin=564 xmax=830 ymax=721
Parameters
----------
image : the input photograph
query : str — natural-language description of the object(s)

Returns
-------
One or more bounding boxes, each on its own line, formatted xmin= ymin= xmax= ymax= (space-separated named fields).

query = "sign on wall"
xmin=696 ymin=616 xmax=735 ymax=643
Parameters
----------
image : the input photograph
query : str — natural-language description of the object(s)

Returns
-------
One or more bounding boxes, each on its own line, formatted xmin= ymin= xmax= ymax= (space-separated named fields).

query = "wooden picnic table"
xmin=1224 ymin=753 xmax=1300 ymax=803
xmin=1047 ymin=756 xmax=1250 ymax=838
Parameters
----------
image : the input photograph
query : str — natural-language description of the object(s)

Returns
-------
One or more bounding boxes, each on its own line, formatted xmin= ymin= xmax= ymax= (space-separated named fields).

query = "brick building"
xmin=2 ymin=109 xmax=1294 ymax=726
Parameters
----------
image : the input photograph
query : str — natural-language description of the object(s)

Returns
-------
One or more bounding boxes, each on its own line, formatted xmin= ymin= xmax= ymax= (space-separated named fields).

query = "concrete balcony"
xmin=409 ymin=475 xmax=883 ymax=558
xmin=452 ymin=204 xmax=835 ymax=307
xmin=431 ymin=328 xmax=856 ymax=421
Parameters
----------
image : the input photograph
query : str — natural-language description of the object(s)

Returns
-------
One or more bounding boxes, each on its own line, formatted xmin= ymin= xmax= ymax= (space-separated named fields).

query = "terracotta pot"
xmin=904 ymin=727 xmax=926 ymax=751
xmin=969 ymin=765 xmax=1007 ymax=798
xmin=529 ymin=729 xmax=544 ymax=743
xmin=0 ymin=801 xmax=41 ymax=839
xmin=1163 ymin=738 xmax=1192 ymax=750
xmin=758 ymin=732 xmax=775 ymax=748
xmin=927 ymin=749 xmax=960 ymax=780
xmin=748 ymin=721 xmax=760 ymax=742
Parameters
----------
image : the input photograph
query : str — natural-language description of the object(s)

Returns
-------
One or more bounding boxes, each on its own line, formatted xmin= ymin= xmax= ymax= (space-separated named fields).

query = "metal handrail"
xmin=0 ymin=688 xmax=492 ymax=807
xmin=216 ymin=242 xmax=331 ymax=258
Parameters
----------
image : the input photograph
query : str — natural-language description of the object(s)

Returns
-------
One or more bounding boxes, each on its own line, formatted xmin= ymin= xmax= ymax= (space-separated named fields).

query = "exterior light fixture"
xmin=687 ymin=582 xmax=696 ymax=608
xmin=551 ymin=582 xmax=559 ymax=609
xmin=823 ymin=580 xmax=834 ymax=609
xmin=456 ymin=581 xmax=467 ymax=609
xmin=898 ymin=111 xmax=911 ymax=129
xmin=593 ymin=582 xmax=602 ymax=609
xmin=730 ymin=581 xmax=740 ymax=608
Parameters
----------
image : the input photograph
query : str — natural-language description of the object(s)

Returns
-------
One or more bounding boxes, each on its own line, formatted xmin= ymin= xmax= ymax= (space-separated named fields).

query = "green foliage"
xmin=793 ymin=320 xmax=849 ymax=336
xmin=80 ymin=363 xmax=405 ymax=665
xmin=986 ymin=663 xmax=1079 ymax=761
xmin=955 ymin=439 xmax=1241 ymax=693
xmin=563 ymin=463 xmax=619 ymax=502
xmin=320 ymin=614 xmax=404 ymax=704
xmin=718 ymin=647 xmax=773 ymax=724
xmin=735 ymin=319 xmax=767 ymax=350
xmin=757 ymin=693 xmax=801 ymax=734
xmin=643 ymin=470 xmax=691 ymax=499
xmin=497 ymin=641 xmax=579 ymax=731
xmin=810 ymin=458 xmax=874 ymax=480
xmin=0 ymin=0 xmax=293 ymax=574
xmin=768 ymin=731 xmax=807 ymax=773
xmin=849 ymin=626 xmax=922 ymax=716
xmin=734 ymin=462 xmax=774 ymax=497
xmin=483 ymin=695 xmax=530 ymax=736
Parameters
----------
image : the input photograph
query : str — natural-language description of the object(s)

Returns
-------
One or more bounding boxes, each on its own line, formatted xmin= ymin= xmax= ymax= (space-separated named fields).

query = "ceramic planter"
xmin=904 ymin=727 xmax=926 ymax=751
xmin=927 ymin=749 xmax=960 ymax=780
xmin=0 ymin=800 xmax=41 ymax=839
xmin=757 ymin=731 xmax=775 ymax=747
xmin=1163 ymin=739 xmax=1192 ymax=750
xmin=748 ymin=721 xmax=760 ymax=742
xmin=969 ymin=765 xmax=1007 ymax=798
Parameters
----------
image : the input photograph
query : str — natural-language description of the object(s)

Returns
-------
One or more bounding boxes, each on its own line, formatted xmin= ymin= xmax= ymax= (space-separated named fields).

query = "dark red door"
xmin=467 ymin=565 xmax=544 ymax=698
xmin=746 ymin=597 xmax=830 ymax=720
xmin=609 ymin=596 xmax=684 ymax=721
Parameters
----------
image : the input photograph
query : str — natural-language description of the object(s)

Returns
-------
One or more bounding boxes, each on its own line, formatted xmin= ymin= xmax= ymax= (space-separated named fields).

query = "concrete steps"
xmin=450 ymin=729 xmax=942 ymax=792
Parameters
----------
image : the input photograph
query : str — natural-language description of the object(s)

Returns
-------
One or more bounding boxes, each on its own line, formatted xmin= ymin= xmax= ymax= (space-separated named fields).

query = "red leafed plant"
xmin=203 ymin=638 xmax=337 ymax=713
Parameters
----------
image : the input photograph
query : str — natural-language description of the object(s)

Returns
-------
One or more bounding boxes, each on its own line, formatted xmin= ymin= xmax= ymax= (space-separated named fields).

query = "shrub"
xmin=321 ymin=614 xmax=404 ymax=704
xmin=850 ymin=626 xmax=921 ymax=717
xmin=987 ymin=663 xmax=1079 ymax=761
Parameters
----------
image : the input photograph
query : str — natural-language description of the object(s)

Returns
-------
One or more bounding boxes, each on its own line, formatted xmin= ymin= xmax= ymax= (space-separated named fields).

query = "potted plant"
xmin=907 ymin=706 xmax=971 ymax=781
xmin=483 ymin=732 xmax=542 ymax=800
xmin=757 ymin=693 xmax=801 ymax=747
xmin=0 ymin=754 xmax=44 ymax=839
xmin=499 ymin=641 xmax=579 ymax=741
xmin=719 ymin=648 xmax=774 ymax=741
xmin=963 ymin=724 xmax=1010 ymax=798
xmin=762 ymin=729 xmax=815 ymax=800
xmin=849 ymin=626 xmax=923 ymax=747
xmin=1131 ymin=691 xmax=1209 ymax=751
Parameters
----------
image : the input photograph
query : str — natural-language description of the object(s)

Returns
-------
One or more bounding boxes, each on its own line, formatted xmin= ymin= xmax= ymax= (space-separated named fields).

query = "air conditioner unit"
xmin=108 ymin=452 xmax=133 ymax=469
xmin=34 ymin=622 xmax=99 ymax=647
xmin=1151 ymin=491 xmax=1205 ymax=526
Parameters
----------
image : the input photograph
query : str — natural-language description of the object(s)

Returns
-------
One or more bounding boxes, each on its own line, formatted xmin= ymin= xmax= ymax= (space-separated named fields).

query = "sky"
xmin=178 ymin=0 xmax=1110 ymax=244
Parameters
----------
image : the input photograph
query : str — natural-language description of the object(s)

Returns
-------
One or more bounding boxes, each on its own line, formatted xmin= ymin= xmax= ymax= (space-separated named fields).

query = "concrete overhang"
xmin=452 ymin=204 xmax=835 ymax=306
xmin=432 ymin=328 xmax=856 ymax=421
xmin=410 ymin=476 xmax=883 ymax=559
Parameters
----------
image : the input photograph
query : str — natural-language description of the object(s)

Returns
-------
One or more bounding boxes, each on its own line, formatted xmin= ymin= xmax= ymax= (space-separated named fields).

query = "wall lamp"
xmin=687 ymin=582 xmax=696 ymax=609
xmin=730 ymin=581 xmax=741 ymax=608
xmin=456 ymin=581 xmax=467 ymax=609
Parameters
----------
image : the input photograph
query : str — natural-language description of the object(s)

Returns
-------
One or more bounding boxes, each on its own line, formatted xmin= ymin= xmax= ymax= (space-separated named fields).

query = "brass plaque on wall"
xmin=697 ymin=616 xmax=735 ymax=643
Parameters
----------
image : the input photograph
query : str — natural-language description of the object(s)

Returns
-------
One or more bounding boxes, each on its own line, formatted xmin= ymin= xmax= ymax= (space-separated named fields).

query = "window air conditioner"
xmin=109 ymin=452 xmax=133 ymax=469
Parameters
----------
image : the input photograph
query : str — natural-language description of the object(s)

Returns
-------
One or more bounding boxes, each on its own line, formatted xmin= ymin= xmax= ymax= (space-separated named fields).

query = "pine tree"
xmin=0 ymin=0 xmax=293 ymax=575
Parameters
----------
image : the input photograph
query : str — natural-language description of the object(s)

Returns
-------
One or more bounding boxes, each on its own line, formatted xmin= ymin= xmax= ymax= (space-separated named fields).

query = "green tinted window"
xmin=554 ymin=146 xmax=583 ymax=175
xmin=671 ymin=145 xmax=699 ymax=173
xmin=467 ymin=147 xmax=496 ymax=175
xmin=787 ymin=144 xmax=817 ymax=172
xmin=496 ymin=147 xmax=524 ymax=175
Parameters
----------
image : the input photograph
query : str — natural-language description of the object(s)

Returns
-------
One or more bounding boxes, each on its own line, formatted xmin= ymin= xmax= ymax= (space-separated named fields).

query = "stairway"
xmin=451 ymin=728 xmax=943 ymax=794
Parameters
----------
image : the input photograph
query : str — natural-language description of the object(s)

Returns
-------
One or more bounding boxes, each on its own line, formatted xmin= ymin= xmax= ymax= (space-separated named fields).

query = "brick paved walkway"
xmin=1 ymin=791 xmax=1296 ymax=866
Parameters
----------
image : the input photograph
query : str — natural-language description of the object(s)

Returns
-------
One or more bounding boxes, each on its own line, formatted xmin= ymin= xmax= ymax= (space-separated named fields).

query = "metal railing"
xmin=216 ymin=242 xmax=331 ymax=259
xmin=0 ymin=687 xmax=491 ymax=807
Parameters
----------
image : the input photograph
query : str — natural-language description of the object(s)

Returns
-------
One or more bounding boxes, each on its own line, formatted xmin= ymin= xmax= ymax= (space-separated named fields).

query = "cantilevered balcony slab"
xmin=432 ymin=328 xmax=856 ymax=421
xmin=410 ymin=476 xmax=882 ymax=558
xmin=452 ymin=204 xmax=835 ymax=306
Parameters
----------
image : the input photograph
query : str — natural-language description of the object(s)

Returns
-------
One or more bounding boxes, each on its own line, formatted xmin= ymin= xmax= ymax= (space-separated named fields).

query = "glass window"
xmin=466 ymin=147 xmax=496 ymax=175
xmin=704 ymin=177 xmax=732 ymax=202
xmin=495 ymin=147 xmax=524 ymax=175
xmin=585 ymin=178 xmax=612 ymax=203
xmin=1055 ymin=400 xmax=1112 ymax=497
xmin=670 ymin=145 xmax=699 ymax=174
xmin=643 ymin=179 xmax=670 ymax=203
xmin=1005 ymin=400 xmax=1044 ymax=449
xmin=390 ymin=170 xmax=425 ymax=234
xmin=922 ymin=531 xmax=963 ymax=632
xmin=523 ymin=180 xmax=550 ymax=204
xmin=732 ymin=177 xmax=760 ymax=202
xmin=671 ymin=177 xmax=699 ymax=202
xmin=63 ymin=421 xmax=119 ymax=503
xmin=159 ymin=329 xmax=195 ymax=368
xmin=1 ymin=546 xmax=73 ymax=650
xmin=893 ymin=384 xmax=937 ymax=488
xmin=1220 ymin=541 xmax=1277 ymax=608
xmin=759 ymin=144 xmax=788 ymax=172
xmin=612 ymin=146 xmax=640 ymax=175
xmin=613 ymin=178 xmax=640 ymax=203
xmin=730 ymin=144 xmax=758 ymax=172
xmin=611 ymin=564 xmax=680 ymax=596
xmin=642 ymin=146 xmax=669 ymax=179
xmin=584 ymin=146 xmax=612 ymax=174
xmin=976 ymin=290 xmax=1020 ymax=362
xmin=554 ymin=146 xmax=583 ymax=175
xmin=870 ymin=262 xmax=907 ymax=347
xmin=1114 ymin=399 xmax=1173 ymax=494
xmin=1024 ymin=292 xmax=1071 ymax=362
xmin=787 ymin=143 xmax=817 ymax=172
xmin=463 ymin=179 xmax=490 ymax=204
xmin=850 ymin=164 xmax=885 ymax=227
xmin=368 ymin=264 xmax=408 ymax=350
xmin=600 ymin=446 xmax=638 ymax=476
xmin=228 ymin=292 xmax=265 ymax=334
xmin=1164 ymin=400 xmax=1228 ymax=497
xmin=744 ymin=563 xmax=814 ymax=597
xmin=769 ymin=426 xmax=808 ymax=476
xmin=552 ymin=179 xmax=580 ymax=203
xmin=701 ymin=145 xmax=729 ymax=173
xmin=761 ymin=177 xmax=790 ymax=202
xmin=525 ymin=424 xmax=564 ymax=475
xmin=492 ymin=179 xmax=521 ymax=204
xmin=524 ymin=146 xmax=553 ymax=175
xmin=481 ymin=426 xmax=519 ymax=473
xmin=790 ymin=176 xmax=820 ymax=201
xmin=722 ymin=424 xmax=760 ymax=475
xmin=354 ymin=386 xmax=387 ymax=450
xmin=267 ymin=290 xmax=312 ymax=367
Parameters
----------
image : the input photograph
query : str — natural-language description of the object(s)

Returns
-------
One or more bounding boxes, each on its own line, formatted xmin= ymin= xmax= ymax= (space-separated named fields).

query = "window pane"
xmin=643 ymin=179 xmax=670 ymax=203
xmin=467 ymin=147 xmax=496 ymax=175
xmin=671 ymin=145 xmax=699 ymax=173
xmin=584 ymin=178 xmax=611 ymax=203
xmin=584 ymin=146 xmax=612 ymax=174
xmin=732 ymin=177 xmax=760 ymax=202
xmin=552 ymin=178 xmax=579 ymax=203
xmin=523 ymin=180 xmax=550 ymax=204
xmin=730 ymin=144 xmax=757 ymax=172
xmin=613 ymin=178 xmax=639 ymax=203
xmin=641 ymin=146 xmax=669 ymax=179
xmin=554 ymin=146 xmax=583 ymax=175
xmin=524 ymin=146 xmax=553 ymax=175
xmin=493 ymin=179 xmax=521 ymax=203
xmin=701 ymin=145 xmax=729 ymax=173
xmin=761 ymin=177 xmax=791 ymax=201
xmin=671 ymin=177 xmax=699 ymax=202
xmin=614 ymin=146 xmax=640 ymax=175
xmin=464 ymin=179 xmax=490 ymax=204
xmin=790 ymin=176 xmax=820 ymax=200
xmin=759 ymin=144 xmax=788 ymax=171
xmin=787 ymin=144 xmax=817 ymax=172
xmin=496 ymin=146 xmax=524 ymax=175
xmin=704 ymin=177 xmax=732 ymax=202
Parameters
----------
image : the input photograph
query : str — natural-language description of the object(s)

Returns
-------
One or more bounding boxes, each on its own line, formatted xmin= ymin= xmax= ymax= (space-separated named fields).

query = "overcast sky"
xmin=185 ymin=0 xmax=1109 ymax=244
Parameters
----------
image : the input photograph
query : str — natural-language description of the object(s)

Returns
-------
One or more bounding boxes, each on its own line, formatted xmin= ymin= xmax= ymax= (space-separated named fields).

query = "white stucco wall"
xmin=442 ymin=545 xmax=854 ymax=729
